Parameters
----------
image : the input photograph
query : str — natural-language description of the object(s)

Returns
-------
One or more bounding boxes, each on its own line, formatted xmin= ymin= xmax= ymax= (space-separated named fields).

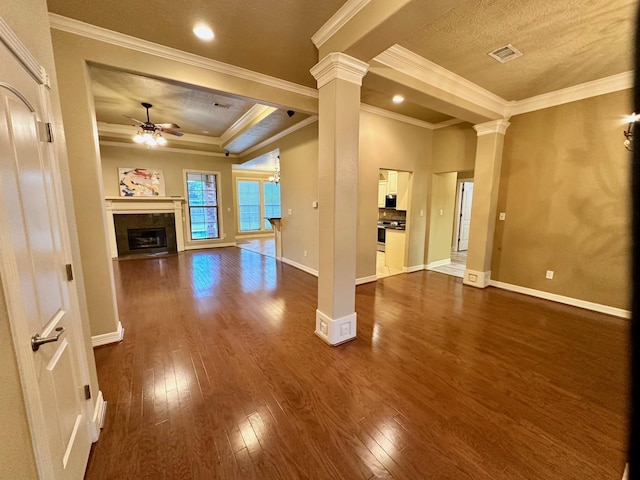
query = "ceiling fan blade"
xmin=123 ymin=115 xmax=145 ymax=125
xmin=160 ymin=127 xmax=184 ymax=137
xmin=156 ymin=123 xmax=180 ymax=129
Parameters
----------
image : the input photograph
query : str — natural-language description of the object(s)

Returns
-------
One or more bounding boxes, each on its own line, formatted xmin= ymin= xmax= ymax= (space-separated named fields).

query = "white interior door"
xmin=457 ymin=181 xmax=474 ymax=251
xmin=0 ymin=34 xmax=92 ymax=479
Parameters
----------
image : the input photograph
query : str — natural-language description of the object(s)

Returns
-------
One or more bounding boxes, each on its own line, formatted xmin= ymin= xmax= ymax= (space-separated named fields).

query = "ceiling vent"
xmin=488 ymin=44 xmax=523 ymax=64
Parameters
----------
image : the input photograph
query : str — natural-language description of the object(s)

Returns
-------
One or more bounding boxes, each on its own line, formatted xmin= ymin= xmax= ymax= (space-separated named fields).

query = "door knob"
xmin=31 ymin=327 xmax=65 ymax=352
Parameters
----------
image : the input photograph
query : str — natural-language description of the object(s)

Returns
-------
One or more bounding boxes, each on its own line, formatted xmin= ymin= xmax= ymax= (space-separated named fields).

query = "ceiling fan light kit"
xmin=128 ymin=102 xmax=183 ymax=147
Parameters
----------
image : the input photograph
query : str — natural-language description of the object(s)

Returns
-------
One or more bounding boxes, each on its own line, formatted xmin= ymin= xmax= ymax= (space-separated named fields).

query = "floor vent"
xmin=488 ymin=44 xmax=523 ymax=63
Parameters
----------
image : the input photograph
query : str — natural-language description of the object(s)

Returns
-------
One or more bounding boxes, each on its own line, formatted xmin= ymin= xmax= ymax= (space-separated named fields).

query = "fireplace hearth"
xmin=114 ymin=213 xmax=177 ymax=258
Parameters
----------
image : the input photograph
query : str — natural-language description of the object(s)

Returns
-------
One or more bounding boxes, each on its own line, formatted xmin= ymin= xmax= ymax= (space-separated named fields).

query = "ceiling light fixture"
xmin=392 ymin=95 xmax=404 ymax=104
xmin=193 ymin=25 xmax=214 ymax=41
xmin=624 ymin=113 xmax=638 ymax=151
xmin=268 ymin=166 xmax=280 ymax=184
xmin=133 ymin=130 xmax=166 ymax=147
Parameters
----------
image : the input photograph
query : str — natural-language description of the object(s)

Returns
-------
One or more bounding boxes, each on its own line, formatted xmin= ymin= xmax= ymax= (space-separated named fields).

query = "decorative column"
xmin=310 ymin=53 xmax=368 ymax=345
xmin=464 ymin=119 xmax=510 ymax=288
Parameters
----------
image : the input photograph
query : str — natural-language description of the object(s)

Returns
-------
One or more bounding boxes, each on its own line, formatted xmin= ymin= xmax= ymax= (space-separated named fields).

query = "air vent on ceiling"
xmin=488 ymin=44 xmax=522 ymax=64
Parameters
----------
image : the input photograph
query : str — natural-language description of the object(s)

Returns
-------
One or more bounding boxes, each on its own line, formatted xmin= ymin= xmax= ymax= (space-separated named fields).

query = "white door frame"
xmin=0 ymin=16 xmax=96 ymax=477
xmin=453 ymin=179 xmax=473 ymax=252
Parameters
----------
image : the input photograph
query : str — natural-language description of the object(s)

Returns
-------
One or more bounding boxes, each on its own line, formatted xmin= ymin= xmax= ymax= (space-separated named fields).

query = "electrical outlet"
xmin=468 ymin=273 xmax=478 ymax=282
xmin=320 ymin=321 xmax=328 ymax=335
xmin=287 ymin=208 xmax=292 ymax=215
xmin=420 ymin=209 xmax=424 ymax=217
xmin=340 ymin=323 xmax=350 ymax=337
xmin=304 ymin=250 xmax=308 ymax=257
xmin=439 ymin=209 xmax=444 ymax=216
xmin=499 ymin=212 xmax=506 ymax=220
xmin=546 ymin=270 xmax=554 ymax=280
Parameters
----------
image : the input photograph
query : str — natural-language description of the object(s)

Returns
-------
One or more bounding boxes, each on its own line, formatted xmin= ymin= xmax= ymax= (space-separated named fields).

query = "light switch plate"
xmin=499 ymin=212 xmax=506 ymax=220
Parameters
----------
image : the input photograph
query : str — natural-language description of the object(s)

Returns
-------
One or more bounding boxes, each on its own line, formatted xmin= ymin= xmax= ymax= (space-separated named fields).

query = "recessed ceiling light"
xmin=392 ymin=95 xmax=404 ymax=104
xmin=193 ymin=25 xmax=214 ymax=41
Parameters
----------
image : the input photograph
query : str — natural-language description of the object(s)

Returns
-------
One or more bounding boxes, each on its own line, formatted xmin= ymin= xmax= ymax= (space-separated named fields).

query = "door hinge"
xmin=65 ymin=264 xmax=74 ymax=282
xmin=84 ymin=385 xmax=91 ymax=400
xmin=37 ymin=121 xmax=53 ymax=143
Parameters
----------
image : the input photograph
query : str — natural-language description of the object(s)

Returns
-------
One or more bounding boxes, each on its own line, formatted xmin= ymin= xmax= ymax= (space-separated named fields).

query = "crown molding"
xmin=48 ymin=13 xmax=318 ymax=99
xmin=220 ymin=104 xmax=277 ymax=146
xmin=241 ymin=116 xmax=318 ymax=157
xmin=375 ymin=45 xmax=510 ymax=117
xmin=311 ymin=0 xmax=372 ymax=48
xmin=510 ymin=71 xmax=633 ymax=116
xmin=360 ymin=103 xmax=435 ymax=129
xmin=311 ymin=53 xmax=369 ymax=88
xmin=473 ymin=119 xmax=510 ymax=136
xmin=432 ymin=118 xmax=465 ymax=129
xmin=99 ymin=140 xmax=233 ymax=157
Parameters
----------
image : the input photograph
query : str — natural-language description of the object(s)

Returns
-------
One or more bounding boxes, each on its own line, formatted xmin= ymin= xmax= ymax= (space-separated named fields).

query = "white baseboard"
xmin=91 ymin=321 xmax=124 ymax=347
xmin=403 ymin=264 xmax=426 ymax=273
xmin=356 ymin=275 xmax=378 ymax=285
xmin=184 ymin=242 xmax=236 ymax=250
xmin=315 ymin=309 xmax=357 ymax=345
xmin=281 ymin=257 xmax=319 ymax=276
xmin=89 ymin=390 xmax=107 ymax=442
xmin=236 ymin=233 xmax=274 ymax=239
xmin=489 ymin=280 xmax=631 ymax=319
xmin=426 ymin=259 xmax=451 ymax=269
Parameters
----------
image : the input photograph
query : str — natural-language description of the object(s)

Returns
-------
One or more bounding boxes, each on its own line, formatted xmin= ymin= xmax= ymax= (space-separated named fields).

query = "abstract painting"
xmin=118 ymin=168 xmax=166 ymax=197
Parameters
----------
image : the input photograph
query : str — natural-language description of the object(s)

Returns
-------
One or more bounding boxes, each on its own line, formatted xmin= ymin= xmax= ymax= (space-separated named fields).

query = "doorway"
xmin=454 ymin=180 xmax=474 ymax=252
xmin=376 ymin=168 xmax=410 ymax=278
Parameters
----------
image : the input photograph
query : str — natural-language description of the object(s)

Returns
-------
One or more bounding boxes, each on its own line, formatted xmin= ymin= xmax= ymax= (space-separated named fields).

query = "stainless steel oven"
xmin=377 ymin=226 xmax=385 ymax=251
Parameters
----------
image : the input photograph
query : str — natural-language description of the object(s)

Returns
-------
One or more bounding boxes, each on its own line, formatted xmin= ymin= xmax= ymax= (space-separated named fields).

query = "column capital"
xmin=310 ymin=53 xmax=369 ymax=89
xmin=473 ymin=119 xmax=511 ymax=136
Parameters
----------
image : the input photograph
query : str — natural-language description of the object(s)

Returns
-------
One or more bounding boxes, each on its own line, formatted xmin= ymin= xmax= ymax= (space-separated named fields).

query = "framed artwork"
xmin=118 ymin=167 xmax=166 ymax=197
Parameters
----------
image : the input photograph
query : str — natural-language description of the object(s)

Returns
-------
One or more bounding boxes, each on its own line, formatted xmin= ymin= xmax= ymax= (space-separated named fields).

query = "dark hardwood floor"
xmin=85 ymin=247 xmax=629 ymax=479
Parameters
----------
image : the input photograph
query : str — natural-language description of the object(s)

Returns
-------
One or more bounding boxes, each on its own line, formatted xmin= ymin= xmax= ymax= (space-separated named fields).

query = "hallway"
xmin=87 ymin=248 xmax=628 ymax=479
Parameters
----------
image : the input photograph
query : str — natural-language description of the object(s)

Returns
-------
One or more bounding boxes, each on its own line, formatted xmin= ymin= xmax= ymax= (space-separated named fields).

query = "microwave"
xmin=385 ymin=194 xmax=397 ymax=209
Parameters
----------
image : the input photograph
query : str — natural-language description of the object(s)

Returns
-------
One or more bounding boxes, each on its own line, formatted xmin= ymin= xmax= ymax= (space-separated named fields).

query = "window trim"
xmin=235 ymin=176 xmax=281 ymax=235
xmin=183 ymin=169 xmax=223 ymax=243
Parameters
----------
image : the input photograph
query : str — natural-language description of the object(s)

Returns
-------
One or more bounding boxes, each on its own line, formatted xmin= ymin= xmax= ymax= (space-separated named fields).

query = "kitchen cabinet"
xmin=385 ymin=229 xmax=405 ymax=269
xmin=387 ymin=171 xmax=398 ymax=194
xmin=377 ymin=181 xmax=388 ymax=207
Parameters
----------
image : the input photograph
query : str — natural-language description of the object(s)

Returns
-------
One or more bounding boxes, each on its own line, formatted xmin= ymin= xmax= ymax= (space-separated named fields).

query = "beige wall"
xmin=432 ymin=123 xmax=477 ymax=173
xmin=427 ymin=172 xmax=458 ymax=263
xmin=101 ymin=145 xmax=237 ymax=244
xmin=492 ymin=89 xmax=631 ymax=309
xmin=1 ymin=0 xmax=99 ymax=477
xmin=359 ymin=110 xmax=432 ymax=277
xmin=241 ymin=123 xmax=320 ymax=270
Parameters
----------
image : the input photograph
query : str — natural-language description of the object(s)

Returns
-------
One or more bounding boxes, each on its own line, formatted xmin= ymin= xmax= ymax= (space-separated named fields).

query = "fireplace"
xmin=114 ymin=213 xmax=177 ymax=257
xmin=128 ymin=227 xmax=167 ymax=250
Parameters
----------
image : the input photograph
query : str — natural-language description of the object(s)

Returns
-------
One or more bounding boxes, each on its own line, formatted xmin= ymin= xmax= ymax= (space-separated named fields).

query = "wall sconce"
xmin=624 ymin=113 xmax=638 ymax=151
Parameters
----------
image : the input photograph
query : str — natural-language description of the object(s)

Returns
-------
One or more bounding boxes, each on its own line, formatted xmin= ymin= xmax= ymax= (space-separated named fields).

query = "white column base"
xmin=315 ymin=309 xmax=357 ymax=346
xmin=89 ymin=390 xmax=107 ymax=442
xmin=463 ymin=269 xmax=491 ymax=288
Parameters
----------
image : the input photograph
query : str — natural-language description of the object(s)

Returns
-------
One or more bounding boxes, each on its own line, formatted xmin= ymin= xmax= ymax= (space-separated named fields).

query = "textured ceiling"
xmin=90 ymin=64 xmax=309 ymax=155
xmin=399 ymin=0 xmax=636 ymax=101
xmin=50 ymin=0 xmax=636 ymax=153
xmin=47 ymin=0 xmax=345 ymax=87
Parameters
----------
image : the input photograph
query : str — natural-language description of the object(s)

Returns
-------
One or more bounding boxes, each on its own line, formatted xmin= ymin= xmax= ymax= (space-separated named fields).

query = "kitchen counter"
xmin=385 ymin=229 xmax=406 ymax=270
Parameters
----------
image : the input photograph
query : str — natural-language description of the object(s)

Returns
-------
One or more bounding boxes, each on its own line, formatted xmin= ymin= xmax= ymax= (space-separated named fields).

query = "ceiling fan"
xmin=126 ymin=102 xmax=183 ymax=146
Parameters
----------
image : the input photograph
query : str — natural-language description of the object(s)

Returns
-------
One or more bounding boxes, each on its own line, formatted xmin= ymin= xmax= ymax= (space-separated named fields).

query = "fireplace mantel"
xmin=105 ymin=197 xmax=185 ymax=258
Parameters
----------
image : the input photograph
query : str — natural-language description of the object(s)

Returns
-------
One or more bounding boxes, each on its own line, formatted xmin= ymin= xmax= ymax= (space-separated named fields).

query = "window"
xmin=263 ymin=182 xmax=281 ymax=229
xmin=237 ymin=180 xmax=261 ymax=232
xmin=236 ymin=178 xmax=281 ymax=233
xmin=185 ymin=171 xmax=220 ymax=240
